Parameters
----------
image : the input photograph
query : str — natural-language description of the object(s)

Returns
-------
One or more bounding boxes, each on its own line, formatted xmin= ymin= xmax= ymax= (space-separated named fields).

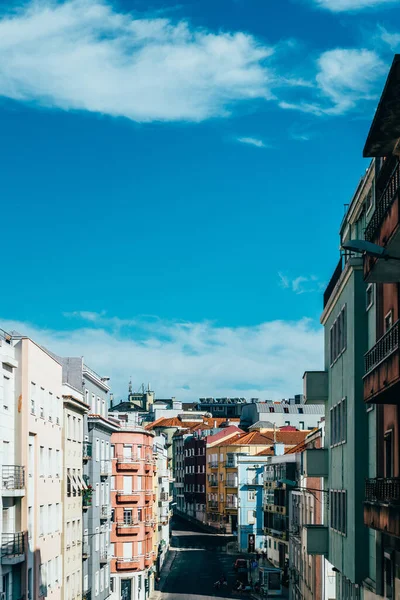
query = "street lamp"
xmin=341 ymin=240 xmax=400 ymax=261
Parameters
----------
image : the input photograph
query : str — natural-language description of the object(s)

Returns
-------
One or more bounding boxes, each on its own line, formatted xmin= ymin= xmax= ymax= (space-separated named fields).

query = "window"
xmin=95 ymin=527 xmax=100 ymax=551
xmin=330 ymin=398 xmax=347 ymax=446
xmin=3 ymin=375 xmax=11 ymax=409
xmin=299 ymin=421 xmax=305 ymax=430
xmin=385 ymin=310 xmax=393 ymax=332
xmin=330 ymin=305 xmax=347 ymax=365
xmin=95 ymin=571 xmax=99 ymax=596
xmin=31 ymin=382 xmax=36 ymax=414
xmin=366 ymin=187 xmax=373 ymax=213
xmin=330 ymin=490 xmax=347 ymax=534
xmin=39 ymin=505 xmax=44 ymax=536
xmin=385 ymin=430 xmax=394 ymax=478
xmin=95 ymin=438 xmax=100 ymax=461
xmin=39 ymin=446 xmax=44 ymax=477
xmin=247 ymin=510 xmax=256 ymax=525
xmin=366 ymin=284 xmax=374 ymax=310
xmin=248 ymin=489 xmax=256 ymax=501
xmin=95 ymin=483 xmax=100 ymax=506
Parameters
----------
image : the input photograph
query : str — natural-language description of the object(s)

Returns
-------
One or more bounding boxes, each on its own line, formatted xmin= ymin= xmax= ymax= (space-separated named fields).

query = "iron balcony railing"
xmin=117 ymin=455 xmax=140 ymax=464
xmin=83 ymin=442 xmax=92 ymax=460
xmin=208 ymin=500 xmax=218 ymax=508
xmin=209 ymin=461 xmax=218 ymax=468
xmin=226 ymin=479 xmax=238 ymax=488
xmin=1 ymin=533 xmax=25 ymax=557
xmin=210 ymin=480 xmax=218 ymax=487
xmin=160 ymin=492 xmax=169 ymax=501
xmin=365 ymin=477 xmax=400 ymax=503
xmin=225 ymin=461 xmax=237 ymax=468
xmin=364 ymin=320 xmax=400 ymax=375
xmin=117 ymin=520 xmax=140 ymax=528
xmin=365 ymin=160 xmax=400 ymax=243
xmin=99 ymin=548 xmax=109 ymax=562
xmin=2 ymin=466 xmax=25 ymax=491
xmin=323 ymin=256 xmax=344 ymax=309
xmin=100 ymin=505 xmax=111 ymax=519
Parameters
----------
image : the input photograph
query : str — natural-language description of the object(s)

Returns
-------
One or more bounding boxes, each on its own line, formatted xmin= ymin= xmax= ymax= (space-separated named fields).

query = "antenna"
xmin=129 ymin=379 xmax=132 ymax=394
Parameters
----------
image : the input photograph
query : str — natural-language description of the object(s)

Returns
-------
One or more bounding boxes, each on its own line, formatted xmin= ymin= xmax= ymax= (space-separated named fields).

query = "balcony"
xmin=160 ymin=491 xmax=169 ymax=502
xmin=83 ymin=442 xmax=92 ymax=462
xmin=303 ymin=525 xmax=328 ymax=556
xmin=82 ymin=543 xmax=90 ymax=559
xmin=209 ymin=480 xmax=218 ymax=488
xmin=303 ymin=371 xmax=328 ymax=404
xmin=116 ymin=557 xmax=140 ymax=571
xmin=210 ymin=461 xmax=218 ymax=469
xmin=225 ymin=461 xmax=237 ymax=469
xmin=82 ymin=591 xmax=91 ymax=600
xmin=100 ymin=505 xmax=111 ymax=520
xmin=116 ymin=521 xmax=140 ymax=535
xmin=208 ymin=500 xmax=218 ymax=509
xmin=364 ymin=320 xmax=400 ymax=404
xmin=144 ymin=553 xmax=153 ymax=567
xmin=117 ymin=455 xmax=140 ymax=471
xmin=99 ymin=549 xmax=109 ymax=564
xmin=2 ymin=466 xmax=25 ymax=497
xmin=364 ymin=477 xmax=400 ymax=538
xmin=116 ymin=490 xmax=141 ymax=503
xmin=100 ymin=460 xmax=111 ymax=477
xmin=302 ymin=449 xmax=328 ymax=478
xmin=1 ymin=533 xmax=25 ymax=565
xmin=364 ymin=160 xmax=400 ymax=283
xmin=83 ymin=492 xmax=92 ymax=510
xmin=145 ymin=521 xmax=154 ymax=533
xmin=225 ymin=479 xmax=238 ymax=488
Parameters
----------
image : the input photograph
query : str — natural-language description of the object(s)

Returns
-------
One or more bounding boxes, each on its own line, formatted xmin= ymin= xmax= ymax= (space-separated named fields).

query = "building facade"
xmin=153 ymin=436 xmax=170 ymax=575
xmin=195 ymin=398 xmax=246 ymax=418
xmin=62 ymin=383 xmax=89 ymax=600
xmin=237 ymin=455 xmax=268 ymax=554
xmin=110 ymin=423 xmax=156 ymax=600
xmin=240 ymin=402 xmax=325 ymax=432
xmin=183 ymin=434 xmax=206 ymax=523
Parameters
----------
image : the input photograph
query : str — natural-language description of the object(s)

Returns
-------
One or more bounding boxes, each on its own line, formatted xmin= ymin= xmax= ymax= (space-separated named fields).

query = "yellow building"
xmin=206 ymin=430 xmax=308 ymax=533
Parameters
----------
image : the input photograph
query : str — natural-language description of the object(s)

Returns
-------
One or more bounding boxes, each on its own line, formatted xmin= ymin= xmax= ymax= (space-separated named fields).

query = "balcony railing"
xmin=225 ymin=461 xmax=237 ymax=468
xmin=117 ymin=455 xmax=140 ymax=465
xmin=82 ymin=591 xmax=91 ymax=600
xmin=100 ymin=505 xmax=111 ymax=519
xmin=365 ymin=477 xmax=400 ymax=503
xmin=83 ymin=442 xmax=92 ymax=461
xmin=160 ymin=492 xmax=169 ymax=501
xmin=365 ymin=160 xmax=400 ymax=243
xmin=100 ymin=460 xmax=111 ymax=476
xmin=365 ymin=320 xmax=400 ymax=375
xmin=208 ymin=500 xmax=218 ymax=508
xmin=209 ymin=461 xmax=218 ymax=468
xmin=210 ymin=480 xmax=218 ymax=487
xmin=1 ymin=533 xmax=25 ymax=558
xmin=2 ymin=466 xmax=25 ymax=491
xmin=99 ymin=549 xmax=109 ymax=562
xmin=323 ymin=256 xmax=344 ymax=309
xmin=226 ymin=479 xmax=238 ymax=488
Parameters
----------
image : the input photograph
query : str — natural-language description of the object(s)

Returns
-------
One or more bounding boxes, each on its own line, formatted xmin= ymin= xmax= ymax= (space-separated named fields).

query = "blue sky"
xmin=1 ymin=0 xmax=399 ymax=400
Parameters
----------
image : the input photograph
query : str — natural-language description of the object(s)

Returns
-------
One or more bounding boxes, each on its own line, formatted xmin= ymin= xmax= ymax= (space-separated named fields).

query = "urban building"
xmin=194 ymin=398 xmax=247 ymax=418
xmin=361 ymin=54 xmax=400 ymax=600
xmin=317 ymin=159 xmax=373 ymax=599
xmin=206 ymin=429 xmax=308 ymax=533
xmin=14 ymin=335 xmax=64 ymax=600
xmin=55 ymin=356 xmax=118 ymax=600
xmin=62 ymin=382 xmax=89 ymax=600
xmin=110 ymin=420 xmax=156 ymax=600
xmin=183 ymin=433 xmax=207 ymax=523
xmin=1 ymin=331 xmax=26 ymax=600
xmin=237 ymin=455 xmax=269 ymax=554
xmin=240 ymin=401 xmax=324 ymax=432
xmin=153 ymin=435 xmax=170 ymax=575
xmin=288 ymin=426 xmax=335 ymax=600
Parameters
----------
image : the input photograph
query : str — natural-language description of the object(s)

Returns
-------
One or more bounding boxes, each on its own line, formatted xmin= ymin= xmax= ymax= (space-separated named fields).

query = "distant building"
xmin=237 ymin=455 xmax=269 ymax=554
xmin=195 ymin=397 xmax=246 ymax=418
xmin=183 ymin=434 xmax=207 ymax=523
xmin=240 ymin=401 xmax=324 ymax=431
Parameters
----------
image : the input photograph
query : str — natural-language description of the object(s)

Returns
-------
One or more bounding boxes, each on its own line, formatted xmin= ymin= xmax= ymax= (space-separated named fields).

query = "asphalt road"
xmin=155 ymin=516 xmax=255 ymax=600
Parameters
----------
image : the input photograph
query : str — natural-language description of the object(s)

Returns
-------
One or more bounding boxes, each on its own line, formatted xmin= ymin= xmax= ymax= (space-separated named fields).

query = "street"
xmin=154 ymin=516 xmax=257 ymax=600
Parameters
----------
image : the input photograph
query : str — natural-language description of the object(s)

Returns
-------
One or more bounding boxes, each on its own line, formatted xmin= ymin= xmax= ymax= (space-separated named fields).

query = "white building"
xmin=153 ymin=436 xmax=170 ymax=573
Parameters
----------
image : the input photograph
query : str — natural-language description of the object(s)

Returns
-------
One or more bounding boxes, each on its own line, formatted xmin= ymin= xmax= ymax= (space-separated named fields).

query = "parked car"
xmin=234 ymin=558 xmax=248 ymax=572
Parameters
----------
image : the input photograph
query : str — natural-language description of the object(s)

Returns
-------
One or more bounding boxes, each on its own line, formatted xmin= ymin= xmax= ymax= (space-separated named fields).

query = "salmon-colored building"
xmin=110 ymin=422 xmax=156 ymax=600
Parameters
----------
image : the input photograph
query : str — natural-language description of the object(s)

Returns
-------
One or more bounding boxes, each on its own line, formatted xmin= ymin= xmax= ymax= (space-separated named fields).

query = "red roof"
xmin=145 ymin=416 xmax=240 ymax=431
xmin=206 ymin=426 xmax=244 ymax=444
xmin=216 ymin=430 xmax=310 ymax=447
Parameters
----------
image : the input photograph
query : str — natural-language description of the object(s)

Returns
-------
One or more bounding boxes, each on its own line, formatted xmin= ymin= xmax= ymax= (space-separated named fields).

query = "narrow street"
xmin=155 ymin=516 xmax=256 ymax=600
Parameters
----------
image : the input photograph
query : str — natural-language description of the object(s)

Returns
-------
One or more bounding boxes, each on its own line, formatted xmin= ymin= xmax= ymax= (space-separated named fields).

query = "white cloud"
xmin=279 ymin=273 xmax=325 ymax=294
xmin=379 ymin=26 xmax=400 ymax=50
xmin=312 ymin=0 xmax=398 ymax=11
xmin=0 ymin=0 xmax=276 ymax=122
xmin=0 ymin=314 xmax=323 ymax=401
xmin=280 ymin=48 xmax=385 ymax=116
xmin=236 ymin=137 xmax=268 ymax=148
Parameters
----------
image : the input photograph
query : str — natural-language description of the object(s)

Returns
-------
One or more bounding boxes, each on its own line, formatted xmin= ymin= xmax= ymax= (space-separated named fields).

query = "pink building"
xmin=110 ymin=425 xmax=156 ymax=600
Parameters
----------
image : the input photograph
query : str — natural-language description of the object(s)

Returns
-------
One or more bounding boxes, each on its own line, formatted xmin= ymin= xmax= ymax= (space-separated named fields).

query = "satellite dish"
xmin=341 ymin=239 xmax=388 ymax=259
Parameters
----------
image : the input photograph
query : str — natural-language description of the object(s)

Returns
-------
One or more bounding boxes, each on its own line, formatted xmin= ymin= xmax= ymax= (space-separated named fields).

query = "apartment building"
xmin=206 ymin=429 xmax=308 ymax=533
xmin=55 ymin=356 xmax=117 ymax=600
xmin=62 ymin=383 xmax=89 ymax=600
xmin=1 ymin=331 xmax=25 ymax=600
xmin=13 ymin=336 xmax=64 ymax=600
xmin=153 ymin=436 xmax=170 ymax=574
xmin=240 ymin=401 xmax=324 ymax=432
xmin=315 ymin=160 xmax=374 ymax=599
xmin=110 ymin=422 xmax=156 ymax=600
xmin=288 ymin=426 xmax=335 ymax=600
xmin=194 ymin=397 xmax=246 ymax=418
xmin=237 ymin=455 xmax=269 ymax=554
xmin=360 ymin=54 xmax=400 ymax=600
xmin=183 ymin=433 xmax=206 ymax=523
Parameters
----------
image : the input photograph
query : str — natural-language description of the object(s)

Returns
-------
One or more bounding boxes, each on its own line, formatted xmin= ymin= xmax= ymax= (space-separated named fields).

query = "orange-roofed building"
xmin=206 ymin=429 xmax=310 ymax=533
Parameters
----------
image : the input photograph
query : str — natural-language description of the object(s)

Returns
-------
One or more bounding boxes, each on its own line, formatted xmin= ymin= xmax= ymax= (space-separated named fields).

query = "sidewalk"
xmin=150 ymin=548 xmax=177 ymax=600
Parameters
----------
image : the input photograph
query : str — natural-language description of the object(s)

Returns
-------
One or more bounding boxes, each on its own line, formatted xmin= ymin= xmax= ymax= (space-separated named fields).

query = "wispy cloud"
xmin=279 ymin=273 xmax=325 ymax=294
xmin=280 ymin=48 xmax=386 ymax=116
xmin=378 ymin=26 xmax=400 ymax=50
xmin=0 ymin=0 xmax=276 ymax=122
xmin=236 ymin=137 xmax=269 ymax=148
xmin=1 ymin=313 xmax=323 ymax=401
xmin=311 ymin=0 xmax=398 ymax=11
